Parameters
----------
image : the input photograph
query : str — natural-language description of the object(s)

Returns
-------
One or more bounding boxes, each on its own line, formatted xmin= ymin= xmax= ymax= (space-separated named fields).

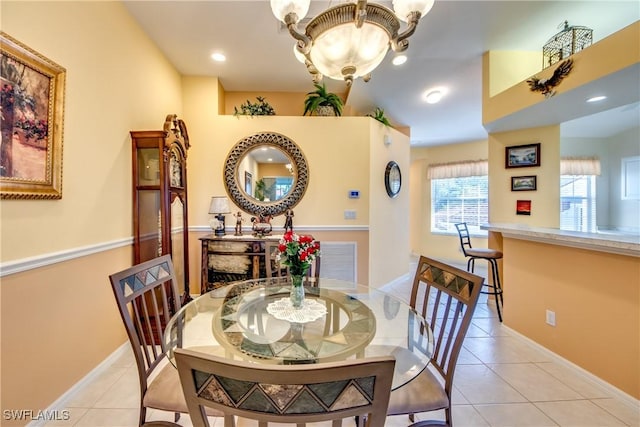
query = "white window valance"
xmin=561 ymin=157 xmax=601 ymax=176
xmin=427 ymin=160 xmax=488 ymax=179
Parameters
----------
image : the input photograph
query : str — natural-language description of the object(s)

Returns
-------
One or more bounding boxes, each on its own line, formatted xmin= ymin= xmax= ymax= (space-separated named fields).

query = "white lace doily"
xmin=266 ymin=297 xmax=328 ymax=323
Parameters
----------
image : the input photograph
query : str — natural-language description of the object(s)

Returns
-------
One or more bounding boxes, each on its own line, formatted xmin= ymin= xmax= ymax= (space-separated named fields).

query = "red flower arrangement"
xmin=277 ymin=231 xmax=320 ymax=277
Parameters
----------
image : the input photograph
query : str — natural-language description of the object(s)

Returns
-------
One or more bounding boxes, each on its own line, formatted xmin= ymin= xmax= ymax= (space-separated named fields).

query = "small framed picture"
xmin=516 ymin=200 xmax=532 ymax=215
xmin=511 ymin=175 xmax=537 ymax=191
xmin=505 ymin=143 xmax=541 ymax=168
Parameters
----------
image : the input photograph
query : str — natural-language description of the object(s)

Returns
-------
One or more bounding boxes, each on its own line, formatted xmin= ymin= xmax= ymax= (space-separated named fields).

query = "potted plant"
xmin=234 ymin=96 xmax=276 ymax=116
xmin=303 ymin=83 xmax=343 ymax=116
xmin=368 ymin=107 xmax=391 ymax=126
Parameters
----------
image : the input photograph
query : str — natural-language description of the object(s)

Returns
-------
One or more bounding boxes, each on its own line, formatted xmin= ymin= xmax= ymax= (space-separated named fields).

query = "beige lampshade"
xmin=209 ymin=196 xmax=231 ymax=214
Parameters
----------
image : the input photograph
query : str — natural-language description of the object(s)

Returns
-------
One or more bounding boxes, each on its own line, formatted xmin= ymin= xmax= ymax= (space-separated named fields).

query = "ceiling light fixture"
xmin=586 ymin=95 xmax=607 ymax=103
xmin=424 ymin=88 xmax=444 ymax=104
xmin=271 ymin=0 xmax=434 ymax=86
xmin=211 ymin=52 xmax=226 ymax=62
xmin=392 ymin=54 xmax=408 ymax=66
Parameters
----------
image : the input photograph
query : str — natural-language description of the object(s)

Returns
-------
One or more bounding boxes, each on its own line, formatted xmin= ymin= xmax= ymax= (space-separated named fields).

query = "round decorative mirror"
xmin=224 ymin=132 xmax=309 ymax=216
xmin=384 ymin=161 xmax=401 ymax=198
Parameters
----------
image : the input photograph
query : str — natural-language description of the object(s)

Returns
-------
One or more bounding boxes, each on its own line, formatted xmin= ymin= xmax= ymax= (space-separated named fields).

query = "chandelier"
xmin=271 ymin=0 xmax=434 ymax=85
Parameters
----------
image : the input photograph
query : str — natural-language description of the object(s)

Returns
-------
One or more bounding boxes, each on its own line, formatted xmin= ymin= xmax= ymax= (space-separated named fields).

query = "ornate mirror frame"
xmin=224 ymin=132 xmax=309 ymax=216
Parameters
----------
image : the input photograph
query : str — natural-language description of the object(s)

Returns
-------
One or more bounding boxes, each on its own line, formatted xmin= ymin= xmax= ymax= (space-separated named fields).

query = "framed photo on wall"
xmin=516 ymin=200 xmax=532 ymax=215
xmin=505 ymin=143 xmax=541 ymax=169
xmin=511 ymin=175 xmax=537 ymax=191
xmin=1 ymin=32 xmax=66 ymax=199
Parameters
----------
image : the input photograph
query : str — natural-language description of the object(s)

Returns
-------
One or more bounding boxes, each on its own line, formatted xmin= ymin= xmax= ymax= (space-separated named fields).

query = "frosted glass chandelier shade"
xmin=270 ymin=0 xmax=310 ymax=22
xmin=310 ymin=22 xmax=390 ymax=81
xmin=272 ymin=0 xmax=433 ymax=84
xmin=393 ymin=0 xmax=435 ymax=22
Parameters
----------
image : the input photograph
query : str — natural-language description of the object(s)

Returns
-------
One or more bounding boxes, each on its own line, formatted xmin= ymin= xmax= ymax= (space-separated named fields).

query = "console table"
xmin=199 ymin=234 xmax=282 ymax=293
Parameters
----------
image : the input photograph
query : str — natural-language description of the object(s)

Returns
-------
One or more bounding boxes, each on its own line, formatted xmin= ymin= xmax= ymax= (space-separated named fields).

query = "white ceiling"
xmin=122 ymin=1 xmax=640 ymax=146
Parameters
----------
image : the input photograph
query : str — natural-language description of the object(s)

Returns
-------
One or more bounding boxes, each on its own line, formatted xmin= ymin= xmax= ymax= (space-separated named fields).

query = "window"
xmin=559 ymin=157 xmax=599 ymax=233
xmin=431 ymin=175 xmax=488 ymax=235
xmin=560 ymin=175 xmax=596 ymax=232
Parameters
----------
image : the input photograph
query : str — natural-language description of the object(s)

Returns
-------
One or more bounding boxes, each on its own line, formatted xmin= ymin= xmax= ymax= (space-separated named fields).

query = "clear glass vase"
xmin=289 ymin=275 xmax=305 ymax=308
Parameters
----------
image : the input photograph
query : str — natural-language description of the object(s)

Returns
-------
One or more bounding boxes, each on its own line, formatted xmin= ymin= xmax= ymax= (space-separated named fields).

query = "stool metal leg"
xmin=488 ymin=258 xmax=503 ymax=322
xmin=466 ymin=256 xmax=503 ymax=322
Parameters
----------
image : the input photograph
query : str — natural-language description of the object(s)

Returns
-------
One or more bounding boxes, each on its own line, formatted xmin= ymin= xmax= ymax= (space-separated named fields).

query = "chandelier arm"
xmin=355 ymin=0 xmax=367 ymax=29
xmin=392 ymin=11 xmax=421 ymax=52
xmin=284 ymin=12 xmax=312 ymax=51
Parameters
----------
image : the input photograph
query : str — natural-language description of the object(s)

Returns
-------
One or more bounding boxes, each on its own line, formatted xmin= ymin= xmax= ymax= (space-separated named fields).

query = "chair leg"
xmin=489 ymin=258 xmax=503 ymax=323
xmin=139 ymin=407 xmax=146 ymax=427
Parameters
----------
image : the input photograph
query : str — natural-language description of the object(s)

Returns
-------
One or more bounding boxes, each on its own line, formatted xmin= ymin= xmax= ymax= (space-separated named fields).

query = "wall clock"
xmin=384 ymin=161 xmax=401 ymax=198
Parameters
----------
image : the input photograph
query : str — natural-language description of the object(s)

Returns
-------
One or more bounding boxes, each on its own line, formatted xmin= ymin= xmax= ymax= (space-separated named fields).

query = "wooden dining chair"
xmin=175 ymin=347 xmax=395 ymax=427
xmin=265 ymin=240 xmax=321 ymax=286
xmin=109 ymin=255 xmax=222 ymax=426
xmin=386 ymin=256 xmax=484 ymax=427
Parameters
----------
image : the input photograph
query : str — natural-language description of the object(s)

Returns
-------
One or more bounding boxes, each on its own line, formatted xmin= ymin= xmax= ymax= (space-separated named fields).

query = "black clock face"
xmin=385 ymin=161 xmax=401 ymax=198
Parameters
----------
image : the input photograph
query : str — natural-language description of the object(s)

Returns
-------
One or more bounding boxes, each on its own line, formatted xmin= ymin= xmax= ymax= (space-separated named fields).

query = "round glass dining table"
xmin=164 ymin=277 xmax=433 ymax=389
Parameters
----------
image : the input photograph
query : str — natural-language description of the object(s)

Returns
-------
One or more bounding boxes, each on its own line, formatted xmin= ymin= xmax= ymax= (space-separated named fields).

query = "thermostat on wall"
xmin=348 ymin=190 xmax=360 ymax=199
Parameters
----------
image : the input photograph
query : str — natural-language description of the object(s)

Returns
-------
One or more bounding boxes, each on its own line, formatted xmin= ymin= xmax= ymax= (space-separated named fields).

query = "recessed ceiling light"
xmin=587 ymin=95 xmax=607 ymax=103
xmin=211 ymin=52 xmax=226 ymax=62
xmin=424 ymin=88 xmax=446 ymax=104
xmin=392 ymin=55 xmax=407 ymax=66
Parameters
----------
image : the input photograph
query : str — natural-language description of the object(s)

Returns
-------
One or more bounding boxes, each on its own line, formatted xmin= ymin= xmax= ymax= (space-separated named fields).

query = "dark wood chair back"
xmin=408 ymin=256 xmax=484 ymax=418
xmin=175 ymin=348 xmax=395 ymax=427
xmin=109 ymin=255 xmax=182 ymax=425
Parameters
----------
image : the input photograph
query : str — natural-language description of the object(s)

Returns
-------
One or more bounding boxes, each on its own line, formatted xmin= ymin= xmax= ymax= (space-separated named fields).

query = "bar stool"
xmin=454 ymin=223 xmax=503 ymax=322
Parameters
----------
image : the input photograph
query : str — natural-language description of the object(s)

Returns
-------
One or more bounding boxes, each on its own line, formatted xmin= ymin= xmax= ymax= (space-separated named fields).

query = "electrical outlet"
xmin=546 ymin=310 xmax=556 ymax=326
xmin=344 ymin=209 xmax=356 ymax=220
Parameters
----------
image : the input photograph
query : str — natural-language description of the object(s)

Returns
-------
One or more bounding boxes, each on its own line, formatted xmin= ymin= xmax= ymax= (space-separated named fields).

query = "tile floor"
xmin=44 ymin=264 xmax=639 ymax=427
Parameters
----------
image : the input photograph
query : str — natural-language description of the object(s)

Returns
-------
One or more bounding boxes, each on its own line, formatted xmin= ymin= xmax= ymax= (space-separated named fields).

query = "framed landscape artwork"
xmin=516 ymin=200 xmax=532 ymax=215
xmin=511 ymin=175 xmax=537 ymax=191
xmin=1 ymin=32 xmax=66 ymax=199
xmin=505 ymin=143 xmax=541 ymax=169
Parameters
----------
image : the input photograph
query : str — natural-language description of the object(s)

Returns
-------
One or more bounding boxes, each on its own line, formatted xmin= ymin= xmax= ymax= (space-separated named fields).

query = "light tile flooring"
xmin=45 ymin=265 xmax=639 ymax=427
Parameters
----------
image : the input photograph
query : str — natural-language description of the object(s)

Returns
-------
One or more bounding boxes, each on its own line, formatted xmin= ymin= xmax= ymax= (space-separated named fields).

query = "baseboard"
xmin=503 ymin=325 xmax=640 ymax=407
xmin=27 ymin=342 xmax=130 ymax=427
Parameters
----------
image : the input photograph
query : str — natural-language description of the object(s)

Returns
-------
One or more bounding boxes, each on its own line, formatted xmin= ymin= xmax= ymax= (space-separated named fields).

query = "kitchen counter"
xmin=481 ymin=223 xmax=640 ymax=257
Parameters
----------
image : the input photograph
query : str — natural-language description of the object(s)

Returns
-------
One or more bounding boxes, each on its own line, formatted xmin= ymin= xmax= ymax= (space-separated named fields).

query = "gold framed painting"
xmin=1 ymin=32 xmax=66 ymax=199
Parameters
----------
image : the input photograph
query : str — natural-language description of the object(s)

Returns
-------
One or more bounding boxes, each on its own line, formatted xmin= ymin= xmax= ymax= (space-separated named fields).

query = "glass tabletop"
xmin=164 ymin=277 xmax=433 ymax=389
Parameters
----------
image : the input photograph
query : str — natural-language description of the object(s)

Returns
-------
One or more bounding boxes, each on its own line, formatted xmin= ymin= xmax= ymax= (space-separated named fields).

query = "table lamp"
xmin=209 ymin=196 xmax=231 ymax=237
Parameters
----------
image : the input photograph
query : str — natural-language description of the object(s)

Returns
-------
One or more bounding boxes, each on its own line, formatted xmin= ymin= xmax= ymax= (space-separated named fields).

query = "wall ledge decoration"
xmin=527 ymin=58 xmax=573 ymax=98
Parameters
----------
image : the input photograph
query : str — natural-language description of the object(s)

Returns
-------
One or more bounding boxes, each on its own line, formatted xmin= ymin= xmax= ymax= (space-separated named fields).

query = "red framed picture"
xmin=516 ymin=200 xmax=532 ymax=215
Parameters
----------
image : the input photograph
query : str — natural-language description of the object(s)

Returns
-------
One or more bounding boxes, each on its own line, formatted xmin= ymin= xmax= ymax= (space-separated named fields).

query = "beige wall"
xmin=0 ymin=1 xmax=183 ymax=262
xmin=183 ymin=78 xmax=411 ymax=288
xmin=481 ymin=21 xmax=640 ymax=399
xmin=410 ymin=140 xmax=488 ymax=263
xmin=1 ymin=1 xmax=184 ymax=420
xmin=224 ymin=91 xmax=308 ymax=116
xmin=503 ymin=238 xmax=640 ymax=398
xmin=368 ymin=123 xmax=411 ymax=287
xmin=483 ymin=21 xmax=640 ymax=125
xmin=487 ymin=51 xmax=540 ymax=96
xmin=488 ymin=125 xmax=561 ymax=227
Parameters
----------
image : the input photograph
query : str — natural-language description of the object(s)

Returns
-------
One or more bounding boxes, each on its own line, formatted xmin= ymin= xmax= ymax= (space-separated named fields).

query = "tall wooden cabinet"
xmin=131 ymin=114 xmax=191 ymax=305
